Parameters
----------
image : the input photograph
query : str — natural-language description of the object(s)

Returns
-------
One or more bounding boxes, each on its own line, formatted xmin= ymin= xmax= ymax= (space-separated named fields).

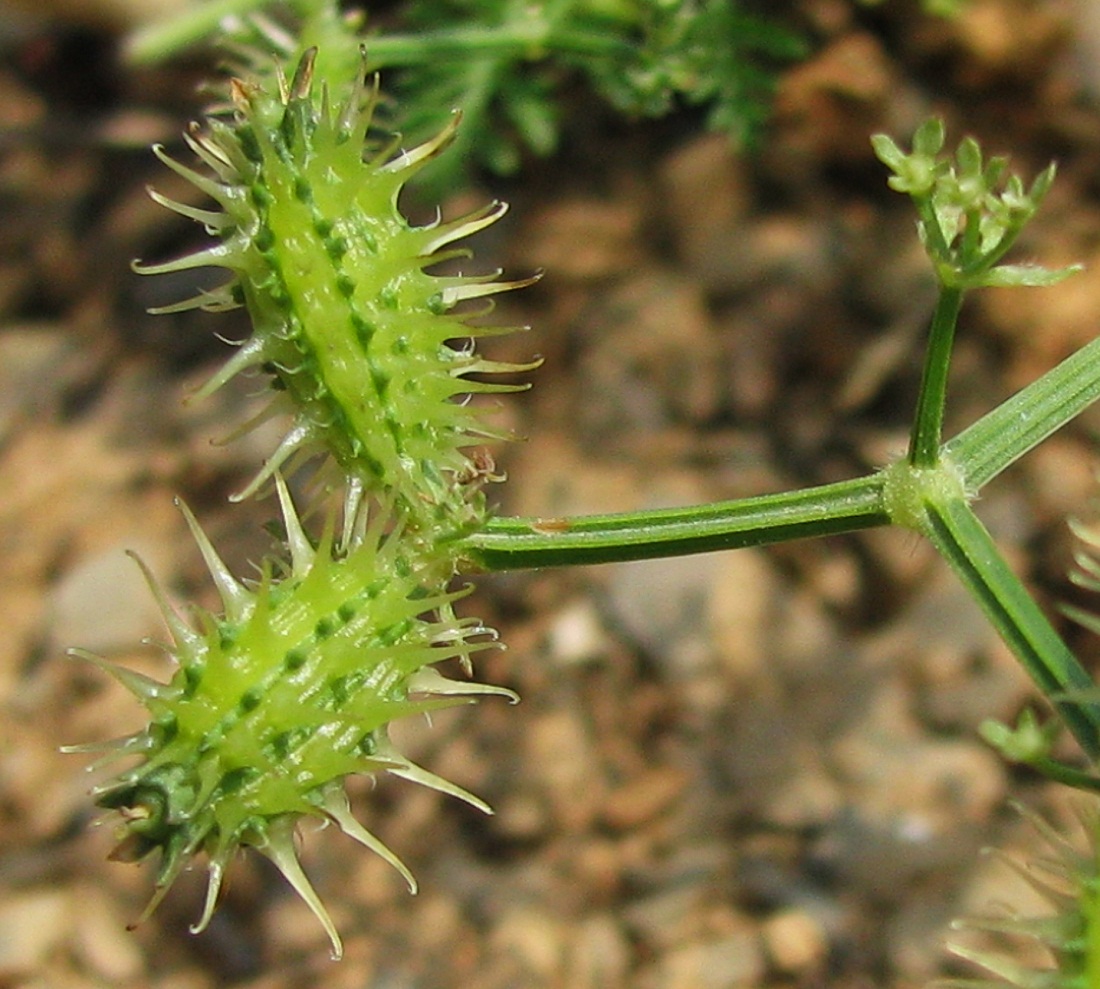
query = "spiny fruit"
xmin=70 ymin=478 xmax=516 ymax=959
xmin=945 ymin=801 xmax=1100 ymax=989
xmin=137 ymin=46 xmax=537 ymax=529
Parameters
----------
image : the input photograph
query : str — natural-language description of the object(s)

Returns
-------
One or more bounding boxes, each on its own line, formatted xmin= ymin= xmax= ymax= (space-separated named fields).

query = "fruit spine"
xmin=945 ymin=803 xmax=1100 ymax=989
xmin=73 ymin=20 xmax=533 ymax=958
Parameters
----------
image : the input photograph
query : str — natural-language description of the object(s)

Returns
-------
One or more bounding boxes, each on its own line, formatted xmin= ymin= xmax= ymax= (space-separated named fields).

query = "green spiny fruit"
xmin=944 ymin=801 xmax=1100 ymax=989
xmin=70 ymin=478 xmax=516 ymax=958
xmin=137 ymin=46 xmax=537 ymax=529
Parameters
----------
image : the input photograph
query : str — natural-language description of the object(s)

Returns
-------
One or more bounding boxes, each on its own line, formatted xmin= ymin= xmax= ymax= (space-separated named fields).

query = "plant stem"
xmin=946 ymin=331 xmax=1100 ymax=491
xmin=126 ymin=0 xmax=276 ymax=63
xmin=908 ymin=285 xmax=965 ymax=467
xmin=921 ymin=496 xmax=1100 ymax=762
xmin=462 ymin=320 xmax=1100 ymax=571
xmin=126 ymin=0 xmax=633 ymax=66
xmin=363 ymin=25 xmax=635 ymax=69
xmin=459 ymin=474 xmax=888 ymax=571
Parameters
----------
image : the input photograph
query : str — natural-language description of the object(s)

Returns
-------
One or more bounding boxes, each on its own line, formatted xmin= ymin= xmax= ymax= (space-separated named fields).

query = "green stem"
xmin=459 ymin=474 xmax=888 ymax=571
xmin=1024 ymin=755 xmax=1100 ymax=793
xmin=126 ymin=1 xmax=632 ymax=66
xmin=921 ymin=496 xmax=1100 ymax=762
xmin=908 ymin=285 xmax=965 ymax=467
xmin=460 ymin=326 xmax=1100 ymax=571
xmin=126 ymin=0 xmax=277 ymax=63
xmin=945 ymin=331 xmax=1100 ymax=491
xmin=363 ymin=25 xmax=635 ymax=69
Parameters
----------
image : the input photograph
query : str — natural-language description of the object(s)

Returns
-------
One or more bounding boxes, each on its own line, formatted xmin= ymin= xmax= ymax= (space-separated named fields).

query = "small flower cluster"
xmin=872 ymin=118 xmax=1079 ymax=291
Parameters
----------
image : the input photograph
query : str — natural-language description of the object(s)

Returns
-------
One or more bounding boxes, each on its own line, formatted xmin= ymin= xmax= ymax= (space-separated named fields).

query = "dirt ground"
xmin=4 ymin=1 xmax=1100 ymax=987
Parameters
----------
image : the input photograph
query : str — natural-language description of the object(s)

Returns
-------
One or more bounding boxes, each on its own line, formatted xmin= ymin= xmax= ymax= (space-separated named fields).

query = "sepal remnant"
xmin=73 ymin=481 xmax=516 ymax=958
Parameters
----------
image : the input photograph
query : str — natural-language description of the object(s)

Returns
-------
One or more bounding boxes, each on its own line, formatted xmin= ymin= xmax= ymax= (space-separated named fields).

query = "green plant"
xmin=66 ymin=0 xmax=1100 ymax=982
xmin=126 ymin=0 xmax=804 ymax=187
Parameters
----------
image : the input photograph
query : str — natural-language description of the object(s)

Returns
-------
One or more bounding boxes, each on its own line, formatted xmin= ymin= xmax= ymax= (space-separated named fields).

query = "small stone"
xmin=1073 ymin=0 xmax=1100 ymax=98
xmin=0 ymin=888 xmax=70 ymax=976
xmin=578 ymin=272 xmax=721 ymax=432
xmin=547 ymin=599 xmax=608 ymax=667
xmin=525 ymin=708 xmax=604 ymax=831
xmin=824 ymin=684 xmax=1007 ymax=895
xmin=641 ymin=930 xmax=766 ymax=989
xmin=708 ymin=549 xmax=777 ymax=683
xmin=928 ymin=0 xmax=1069 ymax=82
xmin=1022 ymin=436 xmax=1099 ymax=524
xmin=564 ymin=914 xmax=631 ymax=989
xmin=761 ymin=908 xmax=829 ymax=976
xmin=71 ymin=886 xmax=144 ymax=982
xmin=658 ymin=133 xmax=751 ymax=277
xmin=491 ymin=906 xmax=566 ymax=982
xmin=623 ymin=886 xmax=711 ymax=953
xmin=772 ymin=32 xmax=895 ymax=164
xmin=606 ymin=554 xmax=721 ymax=666
xmin=601 ymin=766 xmax=687 ymax=831
xmin=46 ymin=539 xmax=171 ymax=657
xmin=519 ymin=197 xmax=644 ymax=280
xmin=0 ymin=326 xmax=75 ymax=443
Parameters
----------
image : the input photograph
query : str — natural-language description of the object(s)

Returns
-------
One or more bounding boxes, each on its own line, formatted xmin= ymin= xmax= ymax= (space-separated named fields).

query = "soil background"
xmin=3 ymin=2 xmax=1100 ymax=987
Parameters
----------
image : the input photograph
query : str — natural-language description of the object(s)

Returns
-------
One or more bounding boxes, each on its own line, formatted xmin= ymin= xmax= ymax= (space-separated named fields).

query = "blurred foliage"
xmin=378 ymin=0 xmax=805 ymax=186
xmin=131 ymin=0 xmax=804 ymax=188
xmin=126 ymin=0 xmax=967 ymax=189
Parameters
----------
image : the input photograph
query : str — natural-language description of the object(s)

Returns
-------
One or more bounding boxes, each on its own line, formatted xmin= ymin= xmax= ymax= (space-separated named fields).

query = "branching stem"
xmin=908 ymin=285 xmax=964 ymax=467
xmin=921 ymin=497 xmax=1100 ymax=761
xmin=461 ymin=475 xmax=888 ymax=571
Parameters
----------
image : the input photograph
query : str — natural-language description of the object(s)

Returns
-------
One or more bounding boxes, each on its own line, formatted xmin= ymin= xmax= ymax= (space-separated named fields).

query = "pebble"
xmin=1021 ymin=435 xmax=1099 ymax=525
xmin=930 ymin=0 xmax=1069 ymax=81
xmin=882 ymin=568 xmax=1032 ymax=731
xmin=524 ymin=707 xmax=604 ymax=831
xmin=658 ymin=133 xmax=751 ymax=280
xmin=639 ymin=929 xmax=766 ymax=989
xmin=578 ymin=271 xmax=721 ymax=434
xmin=70 ymin=885 xmax=144 ymax=982
xmin=716 ymin=684 xmax=843 ymax=829
xmin=563 ymin=913 xmax=631 ymax=989
xmin=601 ymin=766 xmax=687 ymax=831
xmin=761 ymin=908 xmax=829 ymax=976
xmin=1072 ymin=0 xmax=1100 ymax=97
xmin=519 ymin=197 xmax=645 ymax=281
xmin=1 ymin=0 xmax=189 ymax=31
xmin=0 ymin=888 xmax=70 ymax=976
xmin=771 ymin=32 xmax=895 ymax=165
xmin=0 ymin=326 xmax=76 ymax=443
xmin=546 ymin=598 xmax=609 ymax=667
xmin=490 ymin=905 xmax=567 ymax=982
xmin=605 ymin=554 xmax=721 ymax=669
xmin=708 ymin=548 xmax=778 ymax=684
xmin=824 ymin=685 xmax=1007 ymax=896
xmin=45 ymin=538 xmax=171 ymax=656
xmin=977 ymin=235 xmax=1100 ymax=384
